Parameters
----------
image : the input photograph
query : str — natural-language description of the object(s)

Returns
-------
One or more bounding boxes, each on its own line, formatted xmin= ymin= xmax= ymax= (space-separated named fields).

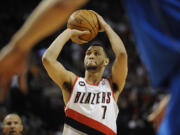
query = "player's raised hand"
xmin=147 ymin=95 xmax=169 ymax=131
xmin=0 ymin=44 xmax=28 ymax=102
xmin=69 ymin=29 xmax=90 ymax=44
xmin=89 ymin=10 xmax=108 ymax=32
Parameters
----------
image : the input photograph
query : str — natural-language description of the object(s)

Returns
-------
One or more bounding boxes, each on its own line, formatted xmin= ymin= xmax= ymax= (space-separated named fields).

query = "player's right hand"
xmin=69 ymin=29 xmax=90 ymax=44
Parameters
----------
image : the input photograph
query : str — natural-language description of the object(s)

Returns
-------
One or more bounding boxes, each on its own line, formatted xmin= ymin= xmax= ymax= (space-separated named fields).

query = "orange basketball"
xmin=67 ymin=10 xmax=99 ymax=44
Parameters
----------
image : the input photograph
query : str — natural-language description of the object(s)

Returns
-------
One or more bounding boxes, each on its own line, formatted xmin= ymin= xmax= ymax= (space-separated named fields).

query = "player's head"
xmin=2 ymin=114 xmax=23 ymax=135
xmin=84 ymin=41 xmax=109 ymax=71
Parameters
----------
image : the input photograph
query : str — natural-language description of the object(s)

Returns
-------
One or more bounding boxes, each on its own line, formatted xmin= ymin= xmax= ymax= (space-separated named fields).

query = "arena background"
xmin=0 ymin=0 xmax=167 ymax=135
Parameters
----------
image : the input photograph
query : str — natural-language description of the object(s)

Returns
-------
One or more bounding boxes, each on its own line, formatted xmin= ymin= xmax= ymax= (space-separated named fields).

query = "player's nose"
xmin=10 ymin=123 xmax=16 ymax=128
xmin=89 ymin=53 xmax=95 ymax=59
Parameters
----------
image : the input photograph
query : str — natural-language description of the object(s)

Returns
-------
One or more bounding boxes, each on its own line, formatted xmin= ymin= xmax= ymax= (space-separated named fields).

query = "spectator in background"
xmin=2 ymin=113 xmax=23 ymax=135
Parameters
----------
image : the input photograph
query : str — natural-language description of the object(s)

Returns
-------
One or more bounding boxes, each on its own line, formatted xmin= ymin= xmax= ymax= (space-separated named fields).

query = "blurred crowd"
xmin=0 ymin=0 xmax=167 ymax=135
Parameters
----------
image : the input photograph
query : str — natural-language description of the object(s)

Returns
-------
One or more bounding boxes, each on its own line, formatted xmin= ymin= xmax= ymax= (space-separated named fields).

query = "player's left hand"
xmin=70 ymin=29 xmax=90 ymax=44
xmin=0 ymin=44 xmax=29 ymax=102
xmin=89 ymin=10 xmax=108 ymax=32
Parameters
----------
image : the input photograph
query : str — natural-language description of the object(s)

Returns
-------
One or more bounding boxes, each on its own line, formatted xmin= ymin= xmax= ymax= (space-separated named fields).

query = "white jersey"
xmin=63 ymin=77 xmax=119 ymax=135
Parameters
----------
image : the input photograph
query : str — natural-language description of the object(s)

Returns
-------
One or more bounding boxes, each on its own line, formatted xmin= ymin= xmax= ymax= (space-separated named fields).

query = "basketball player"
xmin=42 ymin=11 xmax=127 ymax=135
xmin=2 ymin=113 xmax=23 ymax=135
xmin=0 ymin=0 xmax=88 ymax=102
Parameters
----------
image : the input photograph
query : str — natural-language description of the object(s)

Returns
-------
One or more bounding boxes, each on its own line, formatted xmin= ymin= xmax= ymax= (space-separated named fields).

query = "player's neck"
xmin=84 ymin=70 xmax=104 ymax=85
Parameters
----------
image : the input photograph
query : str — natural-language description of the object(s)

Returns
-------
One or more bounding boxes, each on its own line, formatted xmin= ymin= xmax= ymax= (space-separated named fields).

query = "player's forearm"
xmin=11 ymin=0 xmax=88 ymax=52
xmin=104 ymin=25 xmax=127 ymax=57
xmin=156 ymin=95 xmax=170 ymax=115
xmin=42 ymin=29 xmax=71 ymax=62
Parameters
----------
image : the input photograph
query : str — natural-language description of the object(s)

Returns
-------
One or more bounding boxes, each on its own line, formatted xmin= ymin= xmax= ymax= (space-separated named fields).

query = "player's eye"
xmin=94 ymin=52 xmax=99 ymax=56
xmin=7 ymin=122 xmax=11 ymax=125
xmin=86 ymin=51 xmax=91 ymax=55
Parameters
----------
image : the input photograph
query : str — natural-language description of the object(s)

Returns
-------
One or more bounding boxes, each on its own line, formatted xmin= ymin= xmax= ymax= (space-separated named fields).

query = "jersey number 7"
xmin=101 ymin=105 xmax=107 ymax=119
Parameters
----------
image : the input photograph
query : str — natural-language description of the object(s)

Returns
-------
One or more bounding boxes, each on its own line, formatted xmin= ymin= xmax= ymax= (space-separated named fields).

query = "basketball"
xmin=67 ymin=10 xmax=99 ymax=43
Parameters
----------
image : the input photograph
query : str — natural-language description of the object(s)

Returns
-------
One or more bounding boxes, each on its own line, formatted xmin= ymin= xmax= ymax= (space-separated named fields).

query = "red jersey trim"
xmin=66 ymin=108 xmax=116 ymax=135
xmin=85 ymin=78 xmax=103 ymax=86
xmin=67 ymin=76 xmax=78 ymax=103
xmin=107 ymin=79 xmax=116 ymax=101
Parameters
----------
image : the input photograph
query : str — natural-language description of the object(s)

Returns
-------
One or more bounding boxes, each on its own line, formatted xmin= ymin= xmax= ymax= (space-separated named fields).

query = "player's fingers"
xmin=72 ymin=29 xmax=90 ymax=35
xmin=89 ymin=10 xmax=103 ymax=21
xmin=88 ymin=10 xmax=105 ymax=32
xmin=18 ymin=69 xmax=28 ymax=94
xmin=0 ymin=75 xmax=12 ymax=102
xmin=79 ymin=39 xmax=88 ymax=44
xmin=98 ymin=27 xmax=105 ymax=32
xmin=89 ymin=10 xmax=99 ymax=16
xmin=71 ymin=36 xmax=88 ymax=44
xmin=80 ymin=30 xmax=90 ymax=35
xmin=77 ymin=36 xmax=88 ymax=44
xmin=76 ymin=39 xmax=88 ymax=44
xmin=18 ymin=55 xmax=28 ymax=94
xmin=147 ymin=113 xmax=155 ymax=122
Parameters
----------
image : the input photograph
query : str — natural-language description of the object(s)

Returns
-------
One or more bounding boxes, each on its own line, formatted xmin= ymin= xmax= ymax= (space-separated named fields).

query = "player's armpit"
xmin=42 ymin=57 xmax=76 ymax=89
xmin=62 ymin=82 xmax=73 ymax=92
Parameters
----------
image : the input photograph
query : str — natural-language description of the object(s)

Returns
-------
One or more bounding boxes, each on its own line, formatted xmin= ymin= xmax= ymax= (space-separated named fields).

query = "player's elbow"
xmin=42 ymin=54 xmax=51 ymax=67
xmin=120 ymin=52 xmax=127 ymax=57
xmin=118 ymin=53 xmax=128 ymax=76
xmin=118 ymin=52 xmax=128 ymax=62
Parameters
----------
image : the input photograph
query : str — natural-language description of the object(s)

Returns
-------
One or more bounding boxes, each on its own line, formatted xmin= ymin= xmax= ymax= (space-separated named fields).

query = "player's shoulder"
xmin=72 ymin=76 xmax=84 ymax=84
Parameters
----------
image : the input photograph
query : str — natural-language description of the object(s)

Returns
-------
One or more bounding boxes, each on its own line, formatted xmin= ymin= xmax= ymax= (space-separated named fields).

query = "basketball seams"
xmin=77 ymin=14 xmax=93 ymax=40
xmin=68 ymin=10 xmax=93 ymax=40
xmin=75 ymin=13 xmax=94 ymax=40
xmin=81 ymin=10 xmax=96 ymax=29
xmin=68 ymin=23 xmax=90 ymax=30
xmin=87 ymin=11 xmax=98 ymax=35
xmin=67 ymin=10 xmax=98 ymax=42
xmin=78 ymin=12 xmax=96 ymax=35
xmin=79 ymin=10 xmax=94 ymax=29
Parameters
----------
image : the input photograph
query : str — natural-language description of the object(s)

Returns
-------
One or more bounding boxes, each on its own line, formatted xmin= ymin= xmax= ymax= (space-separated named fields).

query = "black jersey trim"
xmin=65 ymin=117 xmax=105 ymax=135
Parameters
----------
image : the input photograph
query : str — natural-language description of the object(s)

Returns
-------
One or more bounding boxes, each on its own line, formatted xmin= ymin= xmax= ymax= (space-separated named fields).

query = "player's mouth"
xmin=87 ymin=60 xmax=96 ymax=64
xmin=9 ymin=130 xmax=16 ymax=134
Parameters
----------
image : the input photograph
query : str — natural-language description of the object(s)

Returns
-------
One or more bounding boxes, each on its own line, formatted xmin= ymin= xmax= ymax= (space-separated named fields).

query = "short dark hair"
xmin=88 ymin=41 xmax=108 ymax=57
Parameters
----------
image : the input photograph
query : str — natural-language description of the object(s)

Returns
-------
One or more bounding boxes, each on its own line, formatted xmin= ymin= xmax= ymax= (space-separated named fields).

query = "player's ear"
xmin=2 ymin=126 xmax=5 ymax=133
xmin=20 ymin=125 xmax=23 ymax=132
xmin=104 ymin=58 xmax=109 ymax=66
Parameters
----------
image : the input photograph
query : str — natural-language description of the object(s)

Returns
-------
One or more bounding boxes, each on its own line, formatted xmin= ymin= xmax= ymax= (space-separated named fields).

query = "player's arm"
xmin=94 ymin=12 xmax=128 ymax=102
xmin=12 ymin=0 xmax=89 ymax=51
xmin=0 ymin=0 xmax=88 ymax=102
xmin=42 ymin=28 xmax=88 ymax=104
xmin=148 ymin=94 xmax=170 ymax=131
xmin=105 ymin=25 xmax=127 ymax=101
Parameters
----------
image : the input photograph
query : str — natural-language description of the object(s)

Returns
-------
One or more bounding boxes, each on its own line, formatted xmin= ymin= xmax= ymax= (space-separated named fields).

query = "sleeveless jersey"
xmin=63 ymin=77 xmax=119 ymax=135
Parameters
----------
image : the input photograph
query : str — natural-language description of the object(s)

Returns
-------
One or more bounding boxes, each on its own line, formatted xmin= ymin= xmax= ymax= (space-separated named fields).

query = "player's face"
xmin=2 ymin=115 xmax=23 ymax=135
xmin=84 ymin=46 xmax=108 ymax=70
